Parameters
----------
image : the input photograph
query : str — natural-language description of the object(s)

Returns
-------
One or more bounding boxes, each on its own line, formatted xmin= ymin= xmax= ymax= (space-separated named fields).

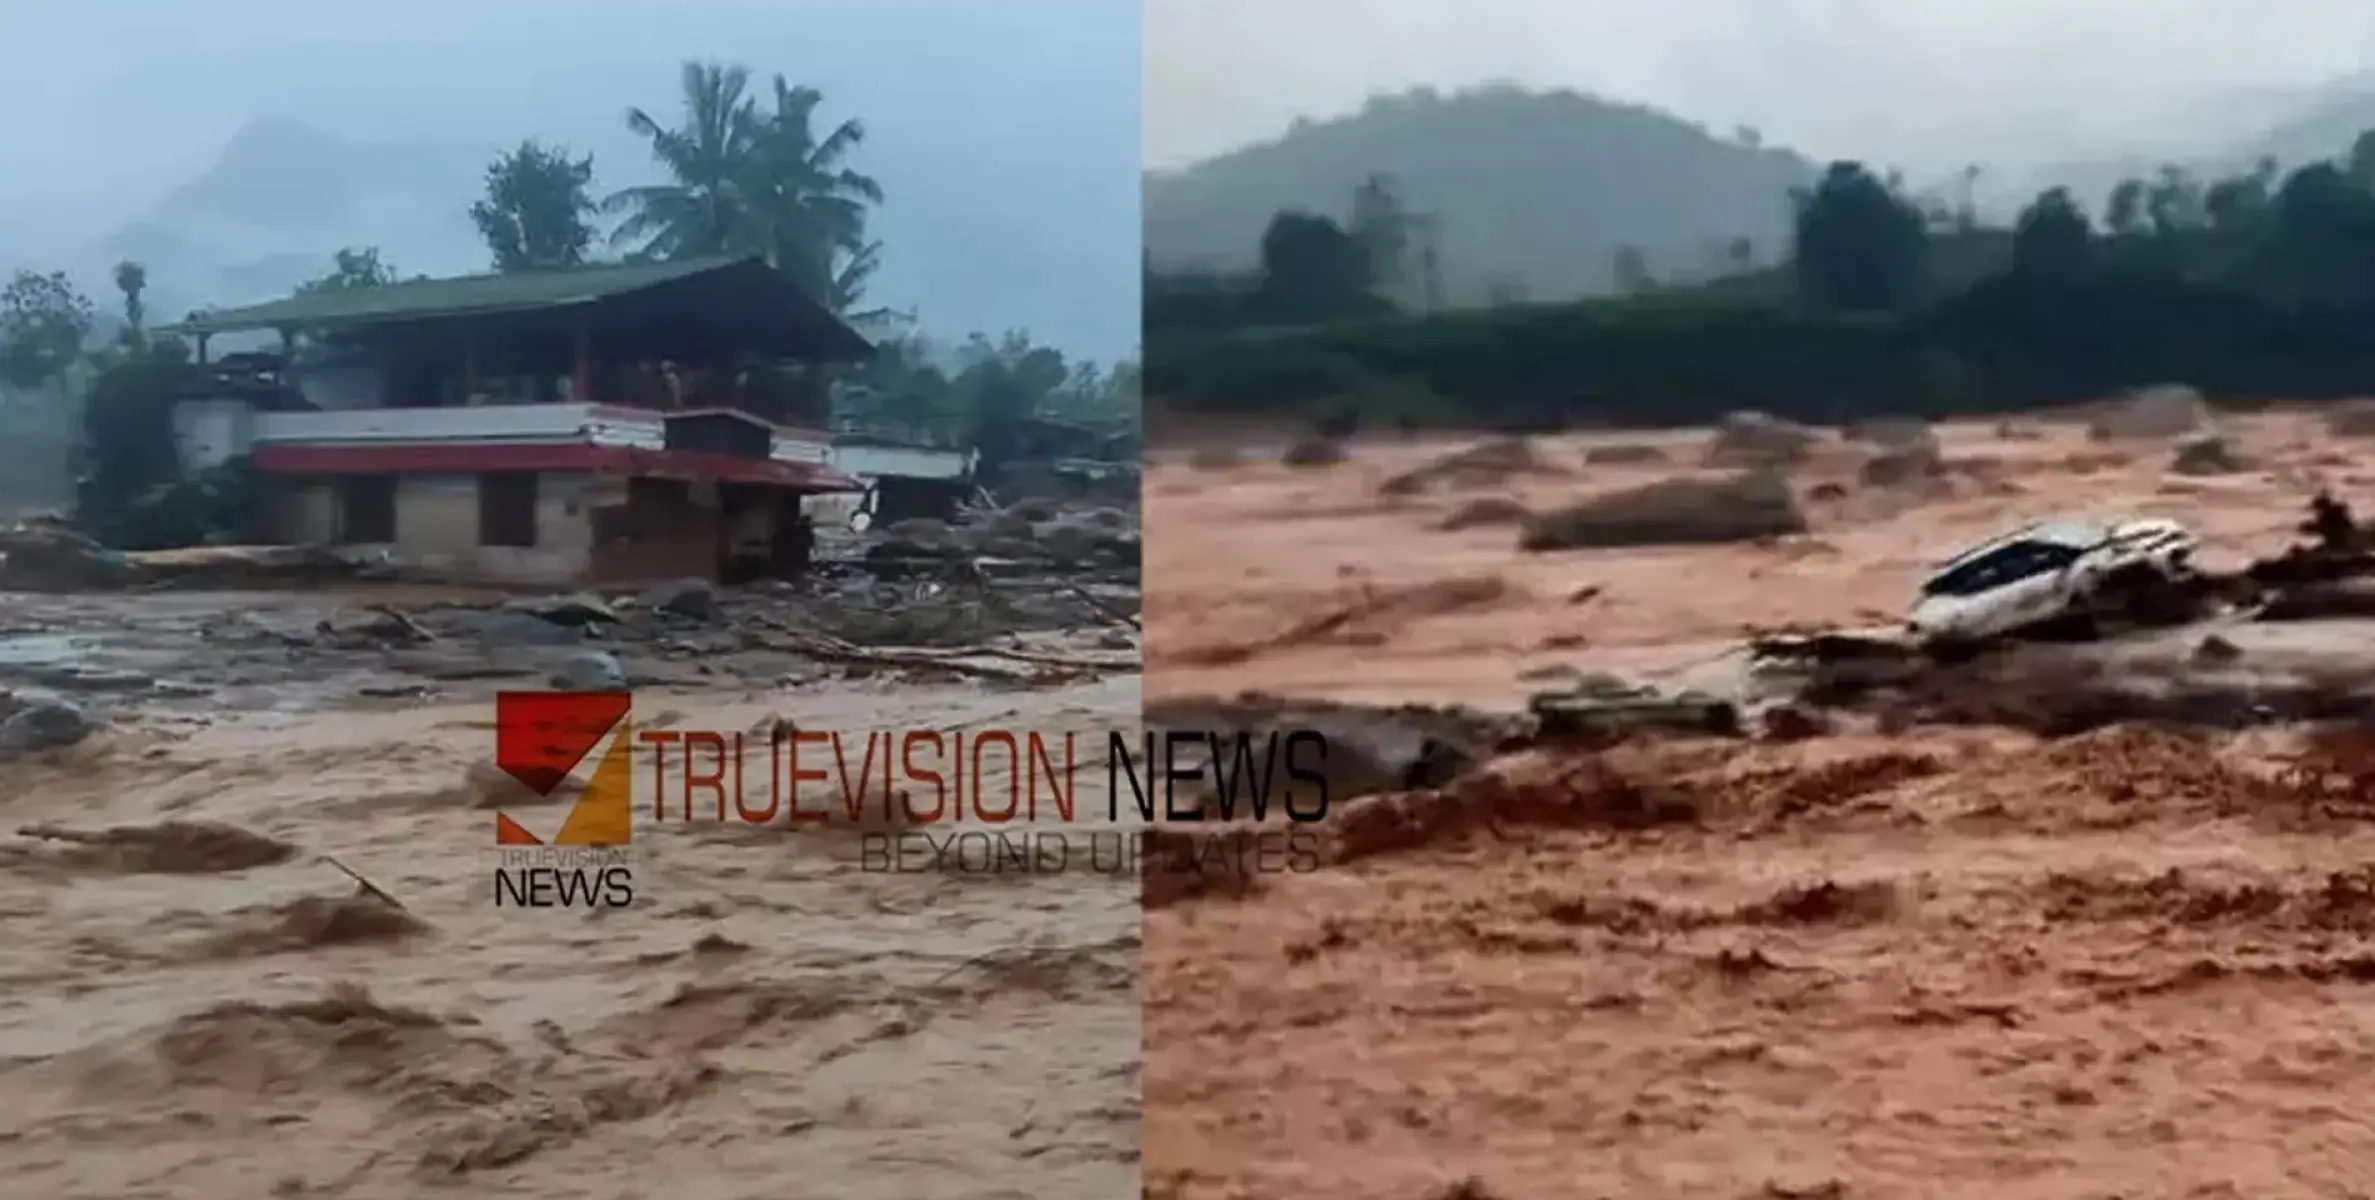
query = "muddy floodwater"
xmin=0 ymin=587 xmax=1141 ymax=1200
xmin=1143 ymin=410 xmax=2375 ymax=1199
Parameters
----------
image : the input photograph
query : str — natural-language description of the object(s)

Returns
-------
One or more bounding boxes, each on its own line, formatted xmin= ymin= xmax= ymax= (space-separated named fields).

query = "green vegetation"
xmin=1146 ymin=123 xmax=2375 ymax=432
xmin=0 ymin=59 xmax=1135 ymax=542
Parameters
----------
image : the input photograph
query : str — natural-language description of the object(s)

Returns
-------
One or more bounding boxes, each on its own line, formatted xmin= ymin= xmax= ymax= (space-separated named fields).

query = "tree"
xmin=2104 ymin=179 xmax=2148 ymax=239
xmin=470 ymin=141 xmax=600 ymax=271
xmin=297 ymin=247 xmax=400 ymax=295
xmin=1252 ymin=212 xmax=1376 ymax=324
xmin=607 ymin=62 xmax=886 ymax=317
xmin=0 ymin=270 xmax=95 ymax=391
xmin=2145 ymin=165 xmax=2204 ymax=237
xmin=609 ymin=61 xmax=760 ymax=261
xmin=1791 ymin=161 xmax=1929 ymax=312
xmin=2260 ymin=162 xmax=2375 ymax=308
xmin=739 ymin=75 xmax=886 ymax=313
xmin=2349 ymin=130 xmax=2375 ymax=190
xmin=2010 ymin=188 xmax=2093 ymax=278
xmin=952 ymin=330 xmax=1073 ymax=473
xmin=112 ymin=262 xmax=148 ymax=344
xmin=79 ymin=336 xmax=204 ymax=545
xmin=1348 ymin=174 xmax=1414 ymax=290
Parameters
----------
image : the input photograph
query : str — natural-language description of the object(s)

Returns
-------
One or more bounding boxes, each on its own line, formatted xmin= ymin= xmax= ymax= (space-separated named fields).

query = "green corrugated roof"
xmin=161 ymin=254 xmax=766 ymax=335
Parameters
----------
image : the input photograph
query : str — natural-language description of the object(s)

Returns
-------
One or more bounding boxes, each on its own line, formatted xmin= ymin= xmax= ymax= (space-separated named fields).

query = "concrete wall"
xmin=584 ymin=476 xmax=729 ymax=584
xmin=830 ymin=443 xmax=972 ymax=480
xmin=269 ymin=471 xmax=596 ymax=586
xmin=255 ymin=403 xmax=656 ymax=448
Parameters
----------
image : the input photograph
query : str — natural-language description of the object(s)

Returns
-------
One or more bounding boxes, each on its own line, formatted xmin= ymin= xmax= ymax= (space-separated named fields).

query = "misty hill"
xmin=1987 ymin=77 xmax=2375 ymax=218
xmin=1142 ymin=85 xmax=1821 ymax=304
xmin=21 ymin=108 xmax=1137 ymax=361
xmin=86 ymin=117 xmax=494 ymax=325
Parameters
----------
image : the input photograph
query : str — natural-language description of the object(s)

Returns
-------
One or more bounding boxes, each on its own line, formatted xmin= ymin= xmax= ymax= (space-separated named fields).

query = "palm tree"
xmin=609 ymin=62 xmax=888 ymax=320
xmin=605 ymin=62 xmax=760 ymax=261
xmin=112 ymin=261 xmax=147 ymax=342
xmin=738 ymin=76 xmax=886 ymax=311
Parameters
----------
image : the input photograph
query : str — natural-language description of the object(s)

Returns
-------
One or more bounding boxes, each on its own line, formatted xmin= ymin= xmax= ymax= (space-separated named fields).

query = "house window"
xmin=336 ymin=475 xmax=397 ymax=544
xmin=479 ymin=472 xmax=540 ymax=547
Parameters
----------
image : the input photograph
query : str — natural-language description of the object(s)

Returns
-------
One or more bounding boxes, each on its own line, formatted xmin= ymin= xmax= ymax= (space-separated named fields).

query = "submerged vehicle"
xmin=1907 ymin=516 xmax=2201 ymax=648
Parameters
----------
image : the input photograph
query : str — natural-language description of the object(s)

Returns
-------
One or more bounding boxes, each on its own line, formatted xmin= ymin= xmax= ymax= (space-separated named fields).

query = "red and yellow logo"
xmin=492 ymin=691 xmax=634 ymax=846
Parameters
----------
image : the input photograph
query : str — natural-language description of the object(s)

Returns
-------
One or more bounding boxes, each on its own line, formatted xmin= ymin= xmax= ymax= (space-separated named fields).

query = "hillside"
xmin=1142 ymin=85 xmax=1821 ymax=305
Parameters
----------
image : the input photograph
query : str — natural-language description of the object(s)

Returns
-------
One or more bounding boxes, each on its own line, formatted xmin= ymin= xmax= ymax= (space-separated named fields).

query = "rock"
xmin=551 ymin=651 xmax=627 ymax=691
xmin=0 ymin=695 xmax=94 ymax=759
xmin=2192 ymin=634 xmax=2243 ymax=665
xmin=1520 ymin=468 xmax=1805 ymax=552
xmin=2088 ymin=384 xmax=2213 ymax=441
xmin=1378 ymin=437 xmax=1559 ymax=495
xmin=1581 ymin=442 xmax=1668 ymax=466
xmin=1436 ymin=495 xmax=1532 ymax=531
xmin=0 ymin=524 xmax=133 ymax=591
xmin=1704 ymin=411 xmax=1820 ymax=467
xmin=458 ymin=610 xmax=586 ymax=647
xmin=1857 ymin=439 xmax=1947 ymax=488
xmin=1281 ymin=436 xmax=1348 ymax=467
xmin=512 ymin=593 xmax=620 ymax=626
xmin=1759 ymin=703 xmax=1834 ymax=742
xmin=1845 ymin=416 xmax=1937 ymax=449
xmin=642 ymin=578 xmax=720 ymax=620
xmin=2323 ymin=398 xmax=2375 ymax=437
xmin=2170 ymin=434 xmax=2247 ymax=476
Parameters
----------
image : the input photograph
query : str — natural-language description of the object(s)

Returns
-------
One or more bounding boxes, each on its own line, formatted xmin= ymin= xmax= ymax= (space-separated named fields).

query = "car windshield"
xmin=1921 ymin=540 xmax=2083 ymax=598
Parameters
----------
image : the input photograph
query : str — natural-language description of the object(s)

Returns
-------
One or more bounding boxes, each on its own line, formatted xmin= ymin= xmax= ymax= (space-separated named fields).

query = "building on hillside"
xmin=162 ymin=254 xmax=881 ymax=586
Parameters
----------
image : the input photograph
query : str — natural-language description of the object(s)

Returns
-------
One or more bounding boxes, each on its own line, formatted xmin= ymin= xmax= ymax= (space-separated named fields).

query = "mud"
xmin=1143 ymin=409 xmax=2375 ymax=1199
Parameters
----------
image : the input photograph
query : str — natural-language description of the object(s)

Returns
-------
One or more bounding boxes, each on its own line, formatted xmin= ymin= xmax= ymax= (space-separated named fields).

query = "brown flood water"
xmin=1143 ymin=412 xmax=2375 ymax=1199
xmin=0 ymin=624 xmax=1141 ymax=1200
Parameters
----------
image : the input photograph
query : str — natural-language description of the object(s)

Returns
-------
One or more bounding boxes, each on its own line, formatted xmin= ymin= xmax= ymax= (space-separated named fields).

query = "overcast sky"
xmin=0 ymin=0 xmax=1140 ymax=357
xmin=1145 ymin=0 xmax=2375 ymax=175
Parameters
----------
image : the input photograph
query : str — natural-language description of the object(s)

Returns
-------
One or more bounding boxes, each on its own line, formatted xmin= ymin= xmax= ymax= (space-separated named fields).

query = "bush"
xmin=85 ymin=458 xmax=260 ymax=551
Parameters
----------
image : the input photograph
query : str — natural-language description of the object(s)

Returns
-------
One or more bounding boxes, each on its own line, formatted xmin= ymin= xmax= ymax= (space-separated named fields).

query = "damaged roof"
xmin=159 ymin=254 xmax=874 ymax=360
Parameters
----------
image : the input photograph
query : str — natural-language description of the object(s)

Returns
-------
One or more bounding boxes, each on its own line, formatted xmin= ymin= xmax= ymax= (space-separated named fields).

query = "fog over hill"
xmin=1144 ymin=86 xmax=1820 ymax=304
xmin=1144 ymin=76 xmax=2375 ymax=306
xmin=0 ymin=0 xmax=1141 ymax=360
xmin=1143 ymin=0 xmax=2375 ymax=303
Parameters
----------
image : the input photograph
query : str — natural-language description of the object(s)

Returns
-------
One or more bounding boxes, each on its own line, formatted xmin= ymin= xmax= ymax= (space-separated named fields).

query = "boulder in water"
xmin=551 ymin=651 xmax=627 ymax=691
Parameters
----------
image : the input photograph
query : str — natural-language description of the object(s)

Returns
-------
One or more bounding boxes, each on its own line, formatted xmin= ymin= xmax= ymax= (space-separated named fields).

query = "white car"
xmin=1908 ymin=516 xmax=2200 ymax=647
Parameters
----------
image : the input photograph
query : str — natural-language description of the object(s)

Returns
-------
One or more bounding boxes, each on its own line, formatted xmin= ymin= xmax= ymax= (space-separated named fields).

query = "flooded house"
xmin=163 ymin=254 xmax=886 ymax=585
